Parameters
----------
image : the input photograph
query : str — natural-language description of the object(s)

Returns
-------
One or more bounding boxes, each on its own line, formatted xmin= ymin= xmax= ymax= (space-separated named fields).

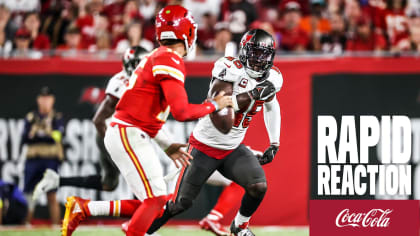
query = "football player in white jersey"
xmin=147 ymin=29 xmax=282 ymax=236
xmin=32 ymin=46 xmax=149 ymax=198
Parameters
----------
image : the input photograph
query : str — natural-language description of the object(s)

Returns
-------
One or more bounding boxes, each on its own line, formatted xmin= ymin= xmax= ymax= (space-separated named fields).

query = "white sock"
xmin=25 ymin=194 xmax=36 ymax=211
xmin=234 ymin=212 xmax=251 ymax=228
xmin=87 ymin=201 xmax=112 ymax=216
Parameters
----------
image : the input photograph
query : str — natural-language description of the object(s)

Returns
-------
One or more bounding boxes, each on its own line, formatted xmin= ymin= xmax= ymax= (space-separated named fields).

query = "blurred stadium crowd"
xmin=0 ymin=0 xmax=420 ymax=59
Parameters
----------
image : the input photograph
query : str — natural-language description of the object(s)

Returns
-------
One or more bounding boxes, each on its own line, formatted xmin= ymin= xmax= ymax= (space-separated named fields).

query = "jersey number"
xmin=233 ymin=100 xmax=264 ymax=128
xmin=126 ymin=50 xmax=155 ymax=90
xmin=225 ymin=56 xmax=243 ymax=69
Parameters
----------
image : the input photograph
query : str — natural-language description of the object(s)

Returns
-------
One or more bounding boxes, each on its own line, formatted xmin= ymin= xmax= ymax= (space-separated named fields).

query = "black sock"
xmin=147 ymin=207 xmax=173 ymax=234
xmin=239 ymin=192 xmax=264 ymax=217
xmin=59 ymin=175 xmax=103 ymax=191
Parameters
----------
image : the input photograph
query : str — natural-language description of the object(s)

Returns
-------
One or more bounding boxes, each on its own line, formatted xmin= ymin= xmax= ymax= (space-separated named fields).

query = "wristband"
xmin=210 ymin=100 xmax=219 ymax=111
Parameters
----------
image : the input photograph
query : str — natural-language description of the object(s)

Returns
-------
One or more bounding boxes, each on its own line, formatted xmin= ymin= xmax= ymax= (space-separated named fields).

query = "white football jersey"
xmin=104 ymin=70 xmax=129 ymax=126
xmin=105 ymin=70 xmax=130 ymax=99
xmin=192 ymin=56 xmax=283 ymax=150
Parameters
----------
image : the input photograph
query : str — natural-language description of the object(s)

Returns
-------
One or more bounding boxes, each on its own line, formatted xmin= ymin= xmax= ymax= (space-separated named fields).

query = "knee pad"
xmin=177 ymin=197 xmax=193 ymax=213
xmin=246 ymin=182 xmax=267 ymax=199
xmin=167 ymin=197 xmax=193 ymax=216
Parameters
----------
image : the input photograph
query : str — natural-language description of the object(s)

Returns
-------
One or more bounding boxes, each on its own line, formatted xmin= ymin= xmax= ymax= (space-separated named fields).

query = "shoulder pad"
xmin=106 ymin=71 xmax=128 ymax=99
xmin=267 ymin=66 xmax=283 ymax=92
xmin=212 ymin=57 xmax=243 ymax=83
xmin=109 ymin=71 xmax=127 ymax=82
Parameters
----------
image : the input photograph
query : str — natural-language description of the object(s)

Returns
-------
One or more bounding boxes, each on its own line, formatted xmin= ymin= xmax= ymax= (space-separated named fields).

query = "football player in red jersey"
xmin=61 ymin=5 xmax=232 ymax=236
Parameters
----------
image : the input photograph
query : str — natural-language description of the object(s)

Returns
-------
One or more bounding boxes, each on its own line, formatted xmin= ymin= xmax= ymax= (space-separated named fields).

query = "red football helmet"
xmin=155 ymin=5 xmax=197 ymax=55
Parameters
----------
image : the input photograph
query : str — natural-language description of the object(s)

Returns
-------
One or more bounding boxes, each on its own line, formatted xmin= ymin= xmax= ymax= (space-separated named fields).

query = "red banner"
xmin=310 ymin=200 xmax=420 ymax=236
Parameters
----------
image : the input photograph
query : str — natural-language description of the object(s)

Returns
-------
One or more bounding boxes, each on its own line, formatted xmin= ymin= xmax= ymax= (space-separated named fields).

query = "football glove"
xmin=248 ymin=80 xmax=276 ymax=101
xmin=258 ymin=145 xmax=279 ymax=165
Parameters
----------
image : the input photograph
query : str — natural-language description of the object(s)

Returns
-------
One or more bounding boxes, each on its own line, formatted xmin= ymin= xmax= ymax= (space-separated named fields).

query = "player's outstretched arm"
xmin=160 ymin=79 xmax=232 ymax=121
xmin=92 ymin=95 xmax=118 ymax=138
xmin=165 ymin=143 xmax=193 ymax=168
xmin=259 ymin=95 xmax=281 ymax=165
xmin=153 ymin=127 xmax=192 ymax=168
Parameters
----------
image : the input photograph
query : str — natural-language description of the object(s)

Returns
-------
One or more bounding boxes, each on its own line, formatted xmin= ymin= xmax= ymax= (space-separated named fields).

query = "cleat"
xmin=33 ymin=169 xmax=59 ymax=201
xmin=61 ymin=196 xmax=90 ymax=236
xmin=199 ymin=217 xmax=229 ymax=236
xmin=121 ymin=220 xmax=129 ymax=233
xmin=230 ymin=220 xmax=255 ymax=236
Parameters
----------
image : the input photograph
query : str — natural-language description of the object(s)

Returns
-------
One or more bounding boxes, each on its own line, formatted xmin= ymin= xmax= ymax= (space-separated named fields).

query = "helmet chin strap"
xmin=183 ymin=34 xmax=190 ymax=56
xmin=245 ymin=67 xmax=264 ymax=79
xmin=182 ymin=24 xmax=197 ymax=56
xmin=183 ymin=35 xmax=196 ymax=56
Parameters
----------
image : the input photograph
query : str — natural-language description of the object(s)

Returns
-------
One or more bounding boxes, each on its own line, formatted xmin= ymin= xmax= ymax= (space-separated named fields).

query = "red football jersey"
xmin=114 ymin=46 xmax=215 ymax=137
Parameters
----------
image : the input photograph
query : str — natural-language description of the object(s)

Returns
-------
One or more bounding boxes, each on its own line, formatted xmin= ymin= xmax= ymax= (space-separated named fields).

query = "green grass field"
xmin=0 ymin=226 xmax=309 ymax=236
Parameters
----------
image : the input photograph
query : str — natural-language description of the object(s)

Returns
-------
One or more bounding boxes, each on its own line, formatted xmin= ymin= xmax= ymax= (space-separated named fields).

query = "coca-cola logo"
xmin=335 ymin=209 xmax=393 ymax=228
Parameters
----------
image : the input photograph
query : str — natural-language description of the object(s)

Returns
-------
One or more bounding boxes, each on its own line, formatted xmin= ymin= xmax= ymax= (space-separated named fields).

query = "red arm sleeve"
xmin=161 ymin=79 xmax=216 ymax=121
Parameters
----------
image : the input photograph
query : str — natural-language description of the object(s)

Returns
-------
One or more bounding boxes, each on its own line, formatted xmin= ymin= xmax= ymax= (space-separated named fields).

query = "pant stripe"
xmin=110 ymin=201 xmax=114 ymax=216
xmin=119 ymin=127 xmax=154 ymax=198
xmin=172 ymin=144 xmax=193 ymax=201
xmin=114 ymin=200 xmax=120 ymax=217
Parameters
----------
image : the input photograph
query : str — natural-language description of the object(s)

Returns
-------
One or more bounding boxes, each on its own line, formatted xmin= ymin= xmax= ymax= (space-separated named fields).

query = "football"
xmin=210 ymin=107 xmax=235 ymax=134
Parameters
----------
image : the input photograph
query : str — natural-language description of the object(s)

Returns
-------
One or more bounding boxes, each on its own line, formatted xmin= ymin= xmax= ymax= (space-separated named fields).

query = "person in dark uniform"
xmin=0 ymin=180 xmax=28 ymax=225
xmin=22 ymin=86 xmax=64 ymax=225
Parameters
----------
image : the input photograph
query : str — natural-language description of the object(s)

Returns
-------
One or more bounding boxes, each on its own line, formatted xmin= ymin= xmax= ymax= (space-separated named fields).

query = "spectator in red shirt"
xmin=12 ymin=27 xmax=42 ymax=58
xmin=320 ymin=12 xmax=347 ymax=53
xmin=57 ymin=26 xmax=82 ymax=50
xmin=408 ymin=13 xmax=420 ymax=51
xmin=123 ymin=0 xmax=142 ymax=25
xmin=88 ymin=13 xmax=111 ymax=52
xmin=346 ymin=17 xmax=387 ymax=51
xmin=101 ymin=0 xmax=125 ymax=37
xmin=114 ymin=20 xmax=153 ymax=53
xmin=384 ymin=0 xmax=410 ymax=51
xmin=278 ymin=1 xmax=310 ymax=51
xmin=197 ymin=12 xmax=217 ymax=51
xmin=345 ymin=0 xmax=364 ymax=36
xmin=14 ymin=28 xmax=31 ymax=50
xmin=111 ymin=0 xmax=143 ymax=41
xmin=76 ymin=0 xmax=104 ymax=49
xmin=23 ymin=12 xmax=50 ymax=50
xmin=278 ymin=0 xmax=311 ymax=15
xmin=250 ymin=20 xmax=279 ymax=47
